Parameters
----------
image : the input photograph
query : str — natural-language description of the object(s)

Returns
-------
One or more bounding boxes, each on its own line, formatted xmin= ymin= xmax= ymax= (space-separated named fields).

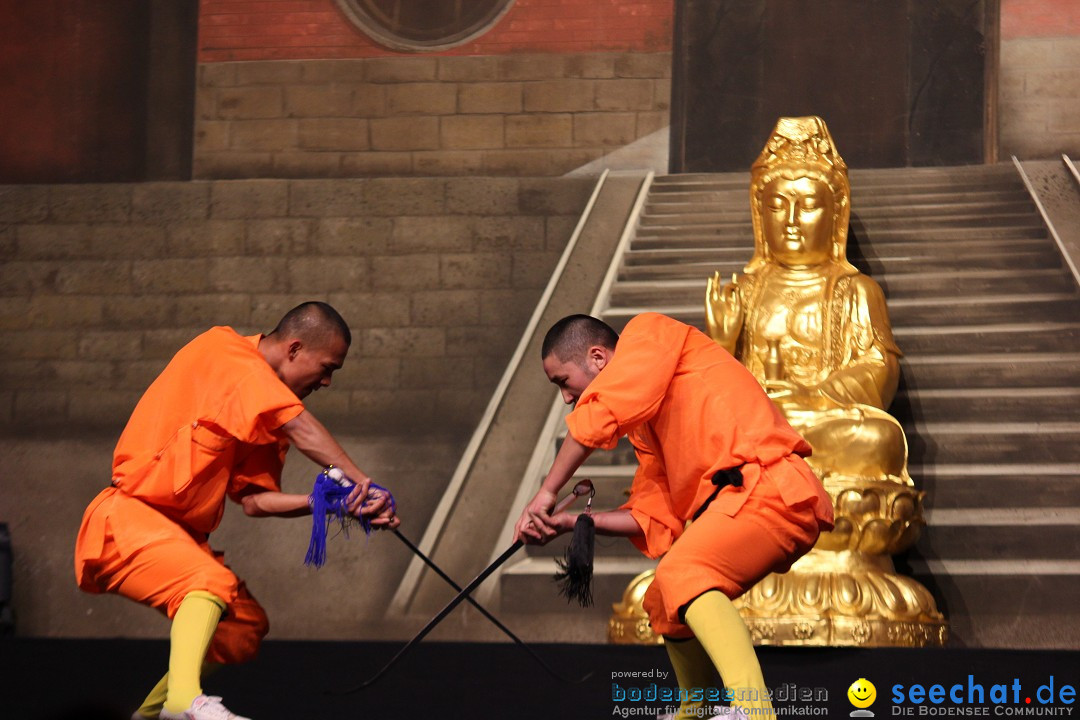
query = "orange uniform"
xmin=74 ymin=327 xmax=304 ymax=663
xmin=565 ymin=313 xmax=834 ymax=637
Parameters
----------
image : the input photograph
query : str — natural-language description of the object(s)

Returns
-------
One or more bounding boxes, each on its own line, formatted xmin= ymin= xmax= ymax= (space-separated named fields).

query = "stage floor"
xmin=3 ymin=639 xmax=1078 ymax=720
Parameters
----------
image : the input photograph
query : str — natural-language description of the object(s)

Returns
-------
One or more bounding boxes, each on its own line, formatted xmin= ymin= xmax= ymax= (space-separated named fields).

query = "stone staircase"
xmin=498 ymin=163 xmax=1080 ymax=648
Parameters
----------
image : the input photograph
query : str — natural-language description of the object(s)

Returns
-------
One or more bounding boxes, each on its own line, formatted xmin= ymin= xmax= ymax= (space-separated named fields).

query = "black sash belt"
xmin=691 ymin=465 xmax=744 ymax=521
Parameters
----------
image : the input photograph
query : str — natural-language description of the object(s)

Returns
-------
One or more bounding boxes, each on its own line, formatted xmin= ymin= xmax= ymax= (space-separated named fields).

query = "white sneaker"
xmin=159 ymin=695 xmax=251 ymax=720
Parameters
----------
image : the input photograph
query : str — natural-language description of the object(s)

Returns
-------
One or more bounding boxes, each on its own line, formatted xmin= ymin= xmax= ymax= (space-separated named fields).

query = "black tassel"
xmin=554 ymin=513 xmax=595 ymax=607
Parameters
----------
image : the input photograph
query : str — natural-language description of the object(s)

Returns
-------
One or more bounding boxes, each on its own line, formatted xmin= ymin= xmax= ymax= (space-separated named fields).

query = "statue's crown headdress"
xmin=752 ymin=116 xmax=847 ymax=179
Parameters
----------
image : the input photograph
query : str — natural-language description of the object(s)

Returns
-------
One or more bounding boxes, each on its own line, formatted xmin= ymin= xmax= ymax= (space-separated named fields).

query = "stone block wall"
xmin=1000 ymin=36 xmax=1080 ymax=158
xmin=0 ymin=176 xmax=593 ymax=438
xmin=999 ymin=0 xmax=1080 ymax=158
xmin=194 ymin=53 xmax=672 ymax=178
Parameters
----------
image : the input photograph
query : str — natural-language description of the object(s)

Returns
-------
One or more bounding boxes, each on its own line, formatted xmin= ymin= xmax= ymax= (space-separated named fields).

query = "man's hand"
xmin=344 ymin=482 xmax=399 ymax=529
xmin=367 ymin=502 xmax=400 ymax=529
xmin=514 ymin=489 xmax=559 ymax=544
xmin=514 ymin=434 xmax=595 ymax=543
xmin=548 ymin=511 xmax=576 ymax=536
xmin=281 ymin=411 xmax=399 ymax=528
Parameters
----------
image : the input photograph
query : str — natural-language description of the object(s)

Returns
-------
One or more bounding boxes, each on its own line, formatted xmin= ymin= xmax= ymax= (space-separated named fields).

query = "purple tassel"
xmin=304 ymin=468 xmax=396 ymax=568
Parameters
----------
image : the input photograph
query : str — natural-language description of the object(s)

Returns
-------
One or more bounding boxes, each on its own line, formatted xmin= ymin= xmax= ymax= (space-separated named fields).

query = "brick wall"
xmin=0 ymin=176 xmax=593 ymax=438
xmin=999 ymin=0 xmax=1080 ymax=158
xmin=194 ymin=52 xmax=671 ymax=178
xmin=194 ymin=1 xmax=672 ymax=178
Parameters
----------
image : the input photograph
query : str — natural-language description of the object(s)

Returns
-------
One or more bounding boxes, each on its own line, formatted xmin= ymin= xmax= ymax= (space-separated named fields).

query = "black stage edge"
xmin=5 ymin=639 xmax=1080 ymax=720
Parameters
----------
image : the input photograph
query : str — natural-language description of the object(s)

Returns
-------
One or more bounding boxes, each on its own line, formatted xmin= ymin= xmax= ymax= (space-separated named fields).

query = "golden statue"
xmin=610 ymin=117 xmax=947 ymax=647
xmin=706 ymin=115 xmax=908 ymax=488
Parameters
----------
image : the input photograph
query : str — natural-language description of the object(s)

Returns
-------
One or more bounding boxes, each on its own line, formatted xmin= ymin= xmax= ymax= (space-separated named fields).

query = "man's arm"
xmin=279 ymin=410 xmax=395 ymax=523
xmin=239 ymin=489 xmax=310 ymax=518
xmin=551 ymin=508 xmax=643 ymax=538
xmin=514 ymin=433 xmax=593 ymax=543
xmin=238 ymin=487 xmax=399 ymax=528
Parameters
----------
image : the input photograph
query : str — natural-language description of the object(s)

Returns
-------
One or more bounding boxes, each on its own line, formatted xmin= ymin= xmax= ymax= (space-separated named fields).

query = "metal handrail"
xmin=1011 ymin=155 xmax=1080 ymax=288
xmin=476 ymin=171 xmax=656 ymax=605
xmin=1063 ymin=154 xmax=1080 ymax=188
xmin=388 ymin=169 xmax=611 ymax=614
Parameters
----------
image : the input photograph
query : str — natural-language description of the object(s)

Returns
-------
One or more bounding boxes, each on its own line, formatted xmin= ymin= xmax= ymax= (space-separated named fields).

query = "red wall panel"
xmin=198 ymin=0 xmax=675 ymax=61
xmin=0 ymin=0 xmax=149 ymax=183
xmin=1002 ymin=0 xmax=1080 ymax=39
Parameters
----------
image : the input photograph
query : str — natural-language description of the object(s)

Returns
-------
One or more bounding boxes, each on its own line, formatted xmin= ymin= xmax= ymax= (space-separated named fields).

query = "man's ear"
xmin=287 ymin=339 xmax=303 ymax=360
xmin=588 ymin=345 xmax=610 ymax=371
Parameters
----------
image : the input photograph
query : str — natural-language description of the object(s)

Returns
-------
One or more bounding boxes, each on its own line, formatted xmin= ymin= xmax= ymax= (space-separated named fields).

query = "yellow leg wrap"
xmin=665 ymin=636 xmax=717 ymax=719
xmin=684 ymin=591 xmax=773 ymax=717
xmin=162 ymin=591 xmax=225 ymax=714
xmin=134 ymin=673 xmax=169 ymax=719
xmin=135 ymin=664 xmax=221 ymax=719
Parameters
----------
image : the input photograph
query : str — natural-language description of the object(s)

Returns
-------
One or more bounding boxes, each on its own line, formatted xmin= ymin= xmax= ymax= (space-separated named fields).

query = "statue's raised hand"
xmin=705 ymin=271 xmax=744 ymax=353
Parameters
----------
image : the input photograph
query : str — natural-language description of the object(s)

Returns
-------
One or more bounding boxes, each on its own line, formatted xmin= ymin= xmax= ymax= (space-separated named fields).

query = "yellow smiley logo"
xmin=848 ymin=678 xmax=877 ymax=708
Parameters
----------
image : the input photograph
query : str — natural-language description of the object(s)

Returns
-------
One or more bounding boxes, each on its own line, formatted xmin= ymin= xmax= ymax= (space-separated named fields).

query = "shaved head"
xmin=269 ymin=302 xmax=351 ymax=348
xmin=541 ymin=314 xmax=618 ymax=363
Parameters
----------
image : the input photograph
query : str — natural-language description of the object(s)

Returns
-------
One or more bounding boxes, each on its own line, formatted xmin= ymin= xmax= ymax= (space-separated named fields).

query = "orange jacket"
xmin=565 ymin=313 xmax=833 ymax=558
xmin=108 ymin=326 xmax=304 ymax=536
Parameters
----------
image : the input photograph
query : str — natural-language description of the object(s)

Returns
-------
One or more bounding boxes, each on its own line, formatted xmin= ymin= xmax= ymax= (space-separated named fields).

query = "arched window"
xmin=335 ymin=0 xmax=515 ymax=52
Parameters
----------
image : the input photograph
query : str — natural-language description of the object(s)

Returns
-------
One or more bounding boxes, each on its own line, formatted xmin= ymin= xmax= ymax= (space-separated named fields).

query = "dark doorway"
xmin=670 ymin=0 xmax=997 ymax=172
xmin=0 ymin=0 xmax=198 ymax=183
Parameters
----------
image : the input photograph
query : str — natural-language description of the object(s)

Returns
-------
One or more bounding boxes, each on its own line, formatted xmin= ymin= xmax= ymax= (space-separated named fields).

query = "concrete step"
xmin=638 ymin=212 xmax=1039 ymax=232
xmin=568 ymin=431 xmax=1080 ymax=490
xmin=499 ymin=555 xmax=1080 ymax=617
xmin=646 ymin=189 xmax=1032 ymax=208
xmin=631 ymin=227 xmax=1048 ymax=248
xmin=586 ymin=316 xmax=1080 ymax=355
xmin=917 ymin=466 xmax=1080 ymax=509
xmin=596 ymin=314 xmax=1080 ymax=356
xmin=906 ymin=561 xmax=1080 ymax=617
xmin=603 ymin=294 xmax=1080 ymax=329
xmin=618 ymin=252 xmax=1065 ymax=282
xmin=860 ymin=293 xmax=1080 ymax=327
xmin=609 ymin=269 xmax=1074 ymax=306
xmin=522 ymin=507 xmax=1080 ymax=561
xmin=620 ymin=246 xmax=1060 ymax=270
xmin=656 ymin=165 xmax=1021 ymax=190
xmin=894 ymin=322 xmax=1080 ymax=354
xmin=913 ymin=508 xmax=1080 ymax=559
xmin=630 ymin=225 xmax=1045 ymax=241
xmin=899 ymin=353 xmax=1080 ymax=389
xmin=500 ymin=556 xmax=659 ymax=617
xmin=640 ymin=201 xmax=1036 ymax=223
xmin=893 ymin=387 xmax=1080 ymax=423
xmin=649 ymin=182 xmax=1029 ymax=200
xmin=846 ymin=163 xmax=1020 ymax=180
xmin=908 ymin=425 xmax=1080 ymax=465
xmin=570 ymin=440 xmax=1075 ymax=500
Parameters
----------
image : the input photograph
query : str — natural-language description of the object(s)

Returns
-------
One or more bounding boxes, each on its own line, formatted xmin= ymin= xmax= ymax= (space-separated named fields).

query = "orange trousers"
xmin=75 ymin=488 xmax=268 ymax=665
xmin=643 ymin=473 xmax=821 ymax=638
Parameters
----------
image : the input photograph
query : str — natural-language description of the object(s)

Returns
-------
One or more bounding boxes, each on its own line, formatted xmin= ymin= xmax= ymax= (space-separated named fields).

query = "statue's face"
xmin=761 ymin=175 xmax=835 ymax=268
